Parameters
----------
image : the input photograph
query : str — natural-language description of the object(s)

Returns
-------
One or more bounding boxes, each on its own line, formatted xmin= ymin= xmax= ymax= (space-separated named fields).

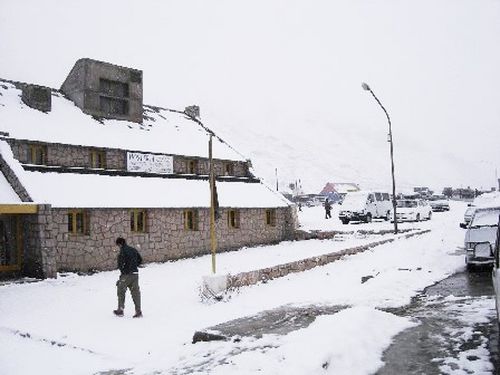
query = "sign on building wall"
xmin=127 ymin=152 xmax=173 ymax=174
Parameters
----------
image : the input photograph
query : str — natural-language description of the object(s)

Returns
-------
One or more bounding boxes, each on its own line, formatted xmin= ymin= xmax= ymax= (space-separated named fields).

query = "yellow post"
xmin=209 ymin=135 xmax=217 ymax=274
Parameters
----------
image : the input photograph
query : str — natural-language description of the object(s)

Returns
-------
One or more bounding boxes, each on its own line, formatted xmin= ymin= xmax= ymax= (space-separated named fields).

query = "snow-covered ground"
xmin=0 ymin=201 xmax=488 ymax=374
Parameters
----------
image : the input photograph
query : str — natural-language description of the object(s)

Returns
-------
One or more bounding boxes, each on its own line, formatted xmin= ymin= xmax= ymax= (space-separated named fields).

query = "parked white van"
xmin=338 ymin=191 xmax=392 ymax=224
xmin=464 ymin=206 xmax=500 ymax=270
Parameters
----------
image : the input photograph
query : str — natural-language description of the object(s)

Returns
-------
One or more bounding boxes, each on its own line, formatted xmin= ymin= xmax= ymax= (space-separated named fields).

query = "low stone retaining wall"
xmin=227 ymin=229 xmax=431 ymax=289
xmin=294 ymin=228 xmax=414 ymax=241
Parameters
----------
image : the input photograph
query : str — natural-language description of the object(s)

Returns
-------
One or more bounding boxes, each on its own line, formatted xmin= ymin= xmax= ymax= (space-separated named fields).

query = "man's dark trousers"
xmin=117 ymin=273 xmax=141 ymax=313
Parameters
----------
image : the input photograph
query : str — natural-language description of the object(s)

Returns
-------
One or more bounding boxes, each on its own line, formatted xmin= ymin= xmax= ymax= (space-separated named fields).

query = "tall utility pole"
xmin=362 ymin=82 xmax=398 ymax=234
xmin=208 ymin=135 xmax=218 ymax=273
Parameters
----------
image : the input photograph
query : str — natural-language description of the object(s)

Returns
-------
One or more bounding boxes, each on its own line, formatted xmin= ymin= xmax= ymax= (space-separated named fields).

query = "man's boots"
xmin=113 ymin=309 xmax=124 ymax=317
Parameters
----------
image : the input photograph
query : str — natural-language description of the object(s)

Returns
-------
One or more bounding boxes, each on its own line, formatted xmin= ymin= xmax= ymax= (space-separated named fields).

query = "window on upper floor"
xmin=130 ymin=209 xmax=147 ymax=233
xmin=29 ymin=144 xmax=47 ymax=165
xmin=187 ymin=160 xmax=198 ymax=174
xmin=68 ymin=209 xmax=89 ymax=235
xmin=223 ymin=162 xmax=234 ymax=176
xmin=90 ymin=150 xmax=106 ymax=169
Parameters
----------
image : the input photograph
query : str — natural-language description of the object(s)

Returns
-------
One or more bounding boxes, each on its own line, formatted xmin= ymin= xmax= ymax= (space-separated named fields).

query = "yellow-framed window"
xmin=183 ymin=209 xmax=199 ymax=231
xmin=187 ymin=160 xmax=198 ymax=174
xmin=90 ymin=150 xmax=106 ymax=169
xmin=227 ymin=209 xmax=240 ymax=229
xmin=265 ymin=209 xmax=276 ymax=227
xmin=67 ymin=209 xmax=89 ymax=235
xmin=29 ymin=144 xmax=47 ymax=165
xmin=130 ymin=209 xmax=147 ymax=233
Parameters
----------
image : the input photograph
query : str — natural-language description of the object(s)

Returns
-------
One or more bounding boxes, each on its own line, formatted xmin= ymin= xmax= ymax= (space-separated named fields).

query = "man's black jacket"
xmin=118 ymin=244 xmax=143 ymax=274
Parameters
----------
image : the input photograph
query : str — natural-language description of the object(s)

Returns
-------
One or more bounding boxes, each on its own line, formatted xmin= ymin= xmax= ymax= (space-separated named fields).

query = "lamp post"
xmin=362 ymin=82 xmax=398 ymax=234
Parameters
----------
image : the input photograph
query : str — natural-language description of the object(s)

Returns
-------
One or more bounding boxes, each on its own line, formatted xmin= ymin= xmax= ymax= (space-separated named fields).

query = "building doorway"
xmin=0 ymin=215 xmax=22 ymax=274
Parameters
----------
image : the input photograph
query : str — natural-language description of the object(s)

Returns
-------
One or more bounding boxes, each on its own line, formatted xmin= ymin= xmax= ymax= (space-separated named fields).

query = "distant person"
xmin=298 ymin=202 xmax=302 ymax=211
xmin=324 ymin=199 xmax=332 ymax=219
xmin=113 ymin=237 xmax=143 ymax=318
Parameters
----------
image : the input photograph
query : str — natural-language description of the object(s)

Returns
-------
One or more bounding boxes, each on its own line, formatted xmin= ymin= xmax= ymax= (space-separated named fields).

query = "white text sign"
xmin=127 ymin=152 xmax=173 ymax=174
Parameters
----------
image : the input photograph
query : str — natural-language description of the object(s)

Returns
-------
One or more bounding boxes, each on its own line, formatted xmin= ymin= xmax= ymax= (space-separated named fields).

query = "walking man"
xmin=324 ymin=199 xmax=332 ymax=219
xmin=113 ymin=237 xmax=143 ymax=318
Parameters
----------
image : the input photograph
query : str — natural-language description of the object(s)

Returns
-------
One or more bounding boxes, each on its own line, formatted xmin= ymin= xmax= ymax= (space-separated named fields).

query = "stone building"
xmin=0 ymin=58 xmax=296 ymax=279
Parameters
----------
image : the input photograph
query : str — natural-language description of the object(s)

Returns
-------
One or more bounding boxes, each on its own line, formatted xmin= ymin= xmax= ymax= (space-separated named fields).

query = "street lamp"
xmin=362 ymin=82 xmax=398 ymax=234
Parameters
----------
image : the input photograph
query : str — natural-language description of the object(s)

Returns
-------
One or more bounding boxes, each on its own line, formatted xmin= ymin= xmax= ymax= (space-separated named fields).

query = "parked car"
xmin=429 ymin=194 xmax=450 ymax=212
xmin=394 ymin=199 xmax=432 ymax=222
xmin=491 ymin=214 xmax=500 ymax=324
xmin=338 ymin=191 xmax=392 ymax=224
xmin=460 ymin=205 xmax=477 ymax=229
xmin=464 ymin=207 xmax=500 ymax=270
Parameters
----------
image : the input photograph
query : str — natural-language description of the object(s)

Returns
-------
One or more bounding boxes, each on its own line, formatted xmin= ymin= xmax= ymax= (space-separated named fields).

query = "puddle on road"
xmin=193 ymin=304 xmax=347 ymax=342
xmin=378 ymin=270 xmax=498 ymax=375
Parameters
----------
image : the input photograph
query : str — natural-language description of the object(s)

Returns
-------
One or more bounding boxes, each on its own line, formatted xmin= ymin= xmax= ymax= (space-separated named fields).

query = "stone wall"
xmin=51 ymin=206 xmax=295 ymax=273
xmin=23 ymin=205 xmax=57 ymax=278
xmin=227 ymin=230 xmax=431 ymax=289
xmin=7 ymin=139 xmax=250 ymax=177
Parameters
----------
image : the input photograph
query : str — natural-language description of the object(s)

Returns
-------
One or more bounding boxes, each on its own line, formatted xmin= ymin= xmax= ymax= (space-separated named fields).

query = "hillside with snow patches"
xmin=203 ymin=109 xmax=486 ymax=194
xmin=1 ymin=0 xmax=499 ymax=194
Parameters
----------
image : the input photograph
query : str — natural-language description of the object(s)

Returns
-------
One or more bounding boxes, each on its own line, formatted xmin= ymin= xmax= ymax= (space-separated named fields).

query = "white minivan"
xmin=338 ymin=191 xmax=392 ymax=224
xmin=465 ymin=207 xmax=500 ymax=270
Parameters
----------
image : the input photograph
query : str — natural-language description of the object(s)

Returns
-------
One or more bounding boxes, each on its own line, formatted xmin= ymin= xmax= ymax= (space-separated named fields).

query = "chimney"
xmin=184 ymin=105 xmax=200 ymax=119
xmin=61 ymin=58 xmax=143 ymax=123
xmin=21 ymin=84 xmax=51 ymax=112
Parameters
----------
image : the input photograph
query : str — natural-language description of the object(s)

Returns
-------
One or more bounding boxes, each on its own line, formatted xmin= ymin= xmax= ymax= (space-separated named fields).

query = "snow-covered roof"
xmin=24 ymin=171 xmax=289 ymax=208
xmin=320 ymin=182 xmax=359 ymax=195
xmin=0 ymin=140 xmax=288 ymax=209
xmin=0 ymin=81 xmax=244 ymax=161
xmin=333 ymin=183 xmax=360 ymax=194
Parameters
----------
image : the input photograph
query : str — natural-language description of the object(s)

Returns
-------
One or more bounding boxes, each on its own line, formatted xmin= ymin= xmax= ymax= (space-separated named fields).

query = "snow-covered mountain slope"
xmin=203 ymin=108 xmax=489 ymax=194
xmin=1 ymin=0 xmax=499 ymax=193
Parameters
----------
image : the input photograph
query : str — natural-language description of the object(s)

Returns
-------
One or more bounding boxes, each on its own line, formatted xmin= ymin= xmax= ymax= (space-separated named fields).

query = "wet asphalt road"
xmin=378 ymin=268 xmax=498 ymax=374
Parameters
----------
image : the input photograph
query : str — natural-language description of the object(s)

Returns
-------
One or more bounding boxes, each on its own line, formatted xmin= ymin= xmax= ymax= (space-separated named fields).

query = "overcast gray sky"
xmin=1 ymin=0 xmax=499 ymax=191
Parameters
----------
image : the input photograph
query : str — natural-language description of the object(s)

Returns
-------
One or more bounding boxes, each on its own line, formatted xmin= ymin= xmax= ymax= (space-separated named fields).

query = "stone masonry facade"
xmin=7 ymin=138 xmax=249 ymax=177
xmin=21 ymin=205 xmax=57 ymax=278
xmin=47 ymin=206 xmax=295 ymax=272
xmin=1 ymin=137 xmax=294 ymax=278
